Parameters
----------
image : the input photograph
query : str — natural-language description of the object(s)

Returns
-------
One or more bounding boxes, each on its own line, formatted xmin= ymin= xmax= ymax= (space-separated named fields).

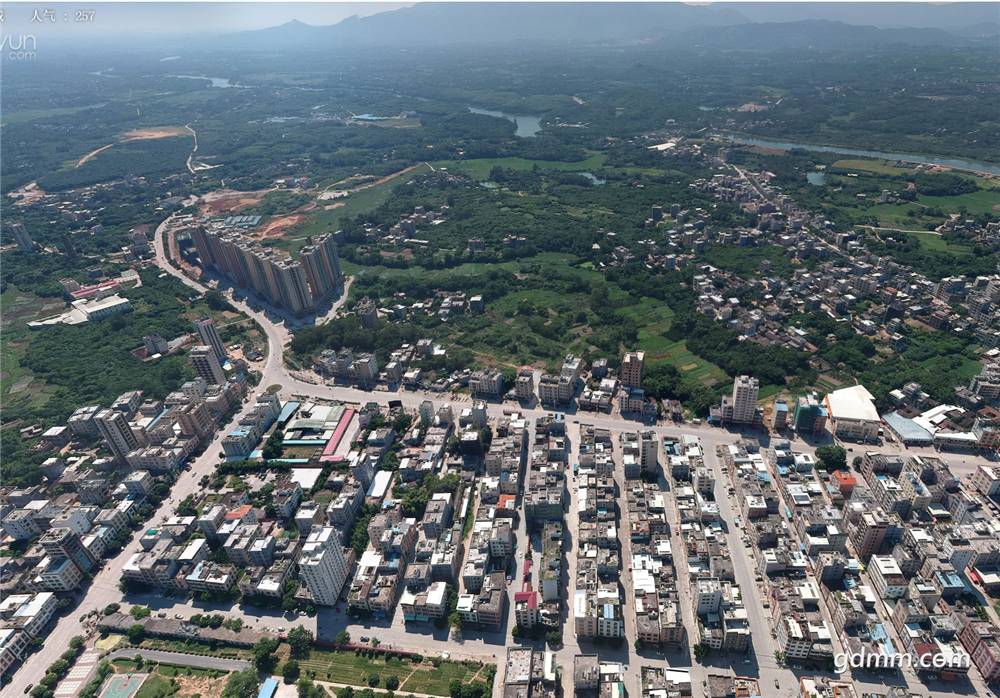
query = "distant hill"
xmin=674 ymin=19 xmax=970 ymax=51
xmin=720 ymin=2 xmax=999 ymax=31
xmin=224 ymin=2 xmax=989 ymax=50
xmin=227 ymin=2 xmax=747 ymax=48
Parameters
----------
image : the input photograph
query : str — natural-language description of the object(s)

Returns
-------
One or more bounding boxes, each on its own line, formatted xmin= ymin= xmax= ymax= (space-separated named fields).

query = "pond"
xmin=468 ymin=106 xmax=542 ymax=137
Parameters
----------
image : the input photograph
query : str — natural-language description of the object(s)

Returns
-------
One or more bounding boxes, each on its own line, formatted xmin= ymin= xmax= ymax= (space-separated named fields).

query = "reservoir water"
xmin=168 ymin=75 xmax=245 ymax=89
xmin=468 ymin=107 xmax=542 ymax=137
xmin=720 ymin=134 xmax=1000 ymax=176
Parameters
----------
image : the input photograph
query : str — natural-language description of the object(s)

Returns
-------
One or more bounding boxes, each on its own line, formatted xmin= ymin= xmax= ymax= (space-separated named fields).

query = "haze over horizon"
xmin=1 ymin=1 xmax=996 ymax=38
xmin=0 ymin=2 xmax=411 ymax=36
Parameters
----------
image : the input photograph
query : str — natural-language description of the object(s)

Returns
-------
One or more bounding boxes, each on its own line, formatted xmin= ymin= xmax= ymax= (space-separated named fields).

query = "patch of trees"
xmin=222 ymin=669 xmax=260 ymax=698
xmin=262 ymin=429 xmax=285 ymax=461
xmin=399 ymin=473 xmax=461 ymax=519
xmin=349 ymin=504 xmax=379 ymax=556
xmin=815 ymin=445 xmax=847 ymax=472
xmin=670 ymin=313 xmax=810 ymax=388
xmin=913 ymin=173 xmax=978 ymax=197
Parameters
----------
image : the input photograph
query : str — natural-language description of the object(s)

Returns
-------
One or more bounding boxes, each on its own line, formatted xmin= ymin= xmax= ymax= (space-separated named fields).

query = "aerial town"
xmin=4 ymin=4 xmax=1000 ymax=698
xmin=7 ymin=201 xmax=1000 ymax=698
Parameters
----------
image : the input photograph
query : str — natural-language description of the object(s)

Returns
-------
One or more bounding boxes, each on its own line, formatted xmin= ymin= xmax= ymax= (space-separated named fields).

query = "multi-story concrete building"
xmin=620 ymin=350 xmax=644 ymax=389
xmin=67 ymin=404 xmax=102 ymax=437
xmin=190 ymin=345 xmax=226 ymax=385
xmin=515 ymin=368 xmax=535 ymax=402
xmin=195 ymin=318 xmax=227 ymax=362
xmin=9 ymin=222 xmax=35 ymax=253
xmin=39 ymin=527 xmax=96 ymax=574
xmin=469 ymin=369 xmax=504 ymax=398
xmin=731 ymin=375 xmax=760 ymax=423
xmin=30 ymin=556 xmax=84 ymax=592
xmin=94 ymin=407 xmax=140 ymax=463
xmin=850 ymin=510 xmax=896 ymax=561
xmin=299 ymin=234 xmax=344 ymax=300
xmin=1 ymin=510 xmax=41 ymax=541
xmin=190 ymin=227 xmax=342 ymax=315
xmin=972 ymin=464 xmax=1000 ymax=498
xmin=300 ymin=527 xmax=350 ymax=605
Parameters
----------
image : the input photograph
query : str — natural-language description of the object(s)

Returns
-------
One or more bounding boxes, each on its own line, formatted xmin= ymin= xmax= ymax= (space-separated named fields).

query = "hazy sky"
xmin=1 ymin=2 xmax=411 ymax=36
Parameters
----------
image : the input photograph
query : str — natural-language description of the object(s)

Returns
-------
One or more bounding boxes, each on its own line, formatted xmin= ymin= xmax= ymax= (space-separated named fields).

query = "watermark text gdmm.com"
xmin=834 ymin=648 xmax=970 ymax=674
xmin=2 ymin=33 xmax=38 ymax=61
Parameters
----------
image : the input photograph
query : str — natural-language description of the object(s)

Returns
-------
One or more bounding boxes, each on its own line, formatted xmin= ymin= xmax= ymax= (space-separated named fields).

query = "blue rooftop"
xmin=882 ymin=411 xmax=933 ymax=444
xmin=257 ymin=677 xmax=279 ymax=698
xmin=277 ymin=401 xmax=300 ymax=424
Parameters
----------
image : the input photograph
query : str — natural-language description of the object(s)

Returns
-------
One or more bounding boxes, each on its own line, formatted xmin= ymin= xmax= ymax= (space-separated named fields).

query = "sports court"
xmin=98 ymin=673 xmax=148 ymax=698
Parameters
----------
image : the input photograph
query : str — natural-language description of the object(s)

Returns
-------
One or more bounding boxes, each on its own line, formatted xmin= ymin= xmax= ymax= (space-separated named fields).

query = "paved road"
xmin=105 ymin=648 xmax=251 ymax=672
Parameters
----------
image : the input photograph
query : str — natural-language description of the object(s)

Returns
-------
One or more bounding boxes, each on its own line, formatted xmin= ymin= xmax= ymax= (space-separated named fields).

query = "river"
xmin=468 ymin=107 xmax=542 ymax=137
xmin=719 ymin=134 xmax=1000 ymax=176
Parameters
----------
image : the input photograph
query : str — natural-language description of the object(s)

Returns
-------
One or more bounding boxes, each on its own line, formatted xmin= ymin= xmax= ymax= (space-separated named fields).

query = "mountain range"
xmin=224 ymin=2 xmax=999 ymax=50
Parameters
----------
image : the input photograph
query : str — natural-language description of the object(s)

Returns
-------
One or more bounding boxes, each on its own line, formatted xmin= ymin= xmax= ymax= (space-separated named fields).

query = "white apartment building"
xmin=731 ymin=375 xmax=760 ymax=424
xmin=870 ymin=555 xmax=908 ymax=599
xmin=31 ymin=556 xmax=84 ymax=592
xmin=300 ymin=527 xmax=350 ymax=605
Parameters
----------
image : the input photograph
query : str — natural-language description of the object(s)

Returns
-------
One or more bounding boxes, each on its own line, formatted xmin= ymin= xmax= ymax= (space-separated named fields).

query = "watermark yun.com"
xmin=2 ymin=33 xmax=38 ymax=61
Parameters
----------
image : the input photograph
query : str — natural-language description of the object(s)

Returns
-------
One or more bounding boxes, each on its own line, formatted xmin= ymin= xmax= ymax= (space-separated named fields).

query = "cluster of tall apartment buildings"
xmin=189 ymin=226 xmax=342 ymax=315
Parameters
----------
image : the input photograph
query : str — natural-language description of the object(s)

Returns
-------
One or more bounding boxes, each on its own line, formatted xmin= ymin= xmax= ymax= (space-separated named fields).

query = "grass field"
xmin=134 ymin=674 xmax=173 ymax=698
xmin=863 ymin=202 xmax=940 ymax=230
xmin=905 ymin=231 xmax=974 ymax=255
xmin=282 ymin=164 xmax=434 ymax=253
xmin=345 ymin=251 xmax=727 ymax=382
xmin=431 ymin=153 xmax=606 ymax=180
xmin=297 ymin=650 xmax=482 ymax=696
xmin=1 ymin=102 xmax=108 ymax=126
xmin=97 ymin=634 xmax=127 ymax=652
xmin=822 ymin=158 xmax=1000 ymax=230
xmin=137 ymin=638 xmax=252 ymax=661
xmin=920 ymin=188 xmax=1000 ymax=216
xmin=0 ymin=286 xmax=63 ymax=413
xmin=347 ymin=252 xmax=592 ymax=293
xmin=831 ymin=159 xmax=910 ymax=176
xmin=618 ymin=297 xmax=726 ymax=387
xmin=646 ymin=340 xmax=728 ymax=387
